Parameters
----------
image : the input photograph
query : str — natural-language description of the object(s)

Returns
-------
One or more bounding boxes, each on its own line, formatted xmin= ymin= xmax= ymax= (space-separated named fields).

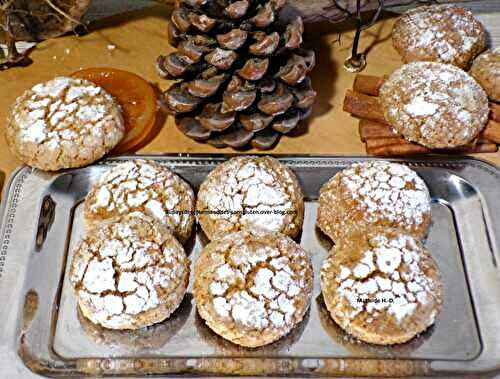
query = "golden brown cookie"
xmin=317 ymin=161 xmax=431 ymax=242
xmin=320 ymin=228 xmax=442 ymax=345
xmin=193 ymin=228 xmax=313 ymax=348
xmin=470 ymin=47 xmax=500 ymax=102
xmin=392 ymin=5 xmax=486 ymax=69
xmin=84 ymin=160 xmax=195 ymax=244
xmin=196 ymin=156 xmax=304 ymax=240
xmin=70 ymin=215 xmax=190 ymax=330
xmin=380 ymin=62 xmax=489 ymax=148
xmin=6 ymin=76 xmax=124 ymax=171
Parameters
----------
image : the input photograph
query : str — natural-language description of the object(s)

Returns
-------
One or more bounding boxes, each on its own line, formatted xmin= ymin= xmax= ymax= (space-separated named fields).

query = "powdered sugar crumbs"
xmin=340 ymin=161 xmax=431 ymax=226
xmin=332 ymin=233 xmax=438 ymax=323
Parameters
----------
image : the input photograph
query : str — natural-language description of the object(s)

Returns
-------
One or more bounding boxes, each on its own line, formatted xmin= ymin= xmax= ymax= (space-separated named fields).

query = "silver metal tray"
xmin=1 ymin=155 xmax=500 ymax=378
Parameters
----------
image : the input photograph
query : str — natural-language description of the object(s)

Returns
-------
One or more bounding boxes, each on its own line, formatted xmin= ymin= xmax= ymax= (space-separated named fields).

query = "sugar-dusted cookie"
xmin=6 ymin=76 xmax=124 ymax=171
xmin=380 ymin=62 xmax=489 ymax=149
xmin=317 ymin=161 xmax=431 ymax=242
xmin=193 ymin=228 xmax=313 ymax=347
xmin=70 ymin=215 xmax=189 ymax=330
xmin=84 ymin=160 xmax=195 ymax=244
xmin=196 ymin=156 xmax=304 ymax=240
xmin=470 ymin=47 xmax=500 ymax=102
xmin=321 ymin=228 xmax=442 ymax=345
xmin=392 ymin=5 xmax=486 ymax=69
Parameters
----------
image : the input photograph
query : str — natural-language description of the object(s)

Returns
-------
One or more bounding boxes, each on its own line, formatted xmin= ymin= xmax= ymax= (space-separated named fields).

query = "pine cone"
xmin=157 ymin=0 xmax=316 ymax=150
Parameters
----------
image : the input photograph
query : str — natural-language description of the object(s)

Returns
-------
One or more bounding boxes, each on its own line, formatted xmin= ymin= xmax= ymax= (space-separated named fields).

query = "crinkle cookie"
xmin=70 ymin=215 xmax=190 ymax=330
xmin=392 ymin=5 xmax=486 ymax=69
xmin=84 ymin=160 xmax=195 ymax=244
xmin=6 ymin=76 xmax=124 ymax=171
xmin=470 ymin=47 xmax=500 ymax=102
xmin=196 ymin=156 xmax=304 ymax=240
xmin=317 ymin=161 xmax=431 ymax=242
xmin=193 ymin=228 xmax=313 ymax=348
xmin=320 ymin=228 xmax=442 ymax=345
xmin=380 ymin=62 xmax=489 ymax=148
xmin=196 ymin=156 xmax=304 ymax=239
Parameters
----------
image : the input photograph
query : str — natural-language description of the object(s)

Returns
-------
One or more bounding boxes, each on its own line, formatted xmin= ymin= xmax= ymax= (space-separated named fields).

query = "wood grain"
xmin=0 ymin=5 xmax=499 ymax=181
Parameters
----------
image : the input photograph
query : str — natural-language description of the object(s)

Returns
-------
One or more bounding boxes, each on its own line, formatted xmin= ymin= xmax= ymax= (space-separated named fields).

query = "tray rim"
xmin=2 ymin=154 xmax=499 ymax=284
xmin=2 ymin=154 xmax=500 ymax=378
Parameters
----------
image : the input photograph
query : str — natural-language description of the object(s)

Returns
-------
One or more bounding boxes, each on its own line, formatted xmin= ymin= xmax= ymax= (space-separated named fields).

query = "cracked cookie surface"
xmin=317 ymin=161 xmax=431 ymax=242
xmin=193 ymin=228 xmax=313 ymax=347
xmin=321 ymin=228 xmax=442 ymax=345
xmin=380 ymin=62 xmax=489 ymax=148
xmin=392 ymin=5 xmax=486 ymax=69
xmin=6 ymin=76 xmax=124 ymax=171
xmin=470 ymin=47 xmax=500 ymax=102
xmin=70 ymin=215 xmax=189 ymax=330
xmin=84 ymin=160 xmax=195 ymax=244
xmin=196 ymin=156 xmax=304 ymax=240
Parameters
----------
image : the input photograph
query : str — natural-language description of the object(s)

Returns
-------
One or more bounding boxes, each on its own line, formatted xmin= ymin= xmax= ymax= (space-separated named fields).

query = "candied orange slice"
xmin=72 ymin=68 xmax=158 ymax=154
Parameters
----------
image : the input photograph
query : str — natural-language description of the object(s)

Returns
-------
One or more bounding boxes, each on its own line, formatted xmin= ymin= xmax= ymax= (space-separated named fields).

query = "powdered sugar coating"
xmin=317 ymin=161 xmax=431 ymax=242
xmin=380 ymin=62 xmax=489 ymax=148
xmin=194 ymin=228 xmax=313 ymax=347
xmin=6 ymin=76 xmax=124 ymax=171
xmin=321 ymin=229 xmax=442 ymax=345
xmin=84 ymin=160 xmax=195 ymax=244
xmin=470 ymin=47 xmax=500 ymax=102
xmin=196 ymin=156 xmax=304 ymax=240
xmin=70 ymin=215 xmax=189 ymax=330
xmin=392 ymin=5 xmax=486 ymax=69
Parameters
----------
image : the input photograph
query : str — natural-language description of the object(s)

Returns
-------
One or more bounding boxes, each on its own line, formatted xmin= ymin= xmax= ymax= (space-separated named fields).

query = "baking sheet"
xmin=1 ymin=155 xmax=500 ymax=378
xmin=53 ymin=201 xmax=479 ymax=361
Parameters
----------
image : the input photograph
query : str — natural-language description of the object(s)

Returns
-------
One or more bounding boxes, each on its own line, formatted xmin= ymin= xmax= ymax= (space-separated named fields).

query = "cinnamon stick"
xmin=459 ymin=143 xmax=498 ymax=153
xmin=478 ymin=137 xmax=495 ymax=144
xmin=343 ymin=90 xmax=386 ymax=124
xmin=359 ymin=119 xmax=497 ymax=145
xmin=490 ymin=103 xmax=500 ymax=123
xmin=353 ymin=75 xmax=386 ymax=96
xmin=368 ymin=143 xmax=498 ymax=156
xmin=481 ymin=119 xmax=500 ymax=144
xmin=348 ymin=91 xmax=500 ymax=140
xmin=358 ymin=119 xmax=398 ymax=141
xmin=366 ymin=143 xmax=431 ymax=156
xmin=365 ymin=138 xmax=408 ymax=149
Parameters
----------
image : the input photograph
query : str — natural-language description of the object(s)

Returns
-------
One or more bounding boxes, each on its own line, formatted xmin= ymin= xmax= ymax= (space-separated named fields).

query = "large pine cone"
xmin=157 ymin=0 xmax=316 ymax=150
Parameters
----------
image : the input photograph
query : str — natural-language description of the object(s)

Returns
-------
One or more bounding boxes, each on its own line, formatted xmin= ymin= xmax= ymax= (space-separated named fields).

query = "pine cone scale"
xmin=159 ymin=0 xmax=316 ymax=150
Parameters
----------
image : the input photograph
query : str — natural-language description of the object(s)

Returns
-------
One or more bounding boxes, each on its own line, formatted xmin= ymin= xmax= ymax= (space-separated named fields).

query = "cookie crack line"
xmin=7 ymin=76 xmax=125 ymax=171
xmin=70 ymin=215 xmax=189 ymax=330
xmin=197 ymin=156 xmax=303 ymax=240
xmin=84 ymin=160 xmax=195 ymax=244
xmin=194 ymin=229 xmax=312 ymax=347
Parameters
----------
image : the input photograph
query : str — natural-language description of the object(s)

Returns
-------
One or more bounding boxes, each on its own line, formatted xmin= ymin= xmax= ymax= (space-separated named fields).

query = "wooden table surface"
xmin=1 ymin=4 xmax=499 ymax=190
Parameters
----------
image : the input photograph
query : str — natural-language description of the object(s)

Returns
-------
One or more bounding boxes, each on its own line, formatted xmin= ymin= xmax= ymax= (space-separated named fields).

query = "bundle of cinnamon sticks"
xmin=343 ymin=74 xmax=500 ymax=156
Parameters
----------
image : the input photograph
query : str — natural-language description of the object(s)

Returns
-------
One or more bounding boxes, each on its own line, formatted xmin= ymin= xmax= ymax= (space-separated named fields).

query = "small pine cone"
xmin=158 ymin=0 xmax=316 ymax=150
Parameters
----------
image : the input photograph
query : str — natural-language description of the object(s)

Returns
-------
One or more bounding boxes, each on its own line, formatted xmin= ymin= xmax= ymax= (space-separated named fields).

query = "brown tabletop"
xmin=1 ymin=5 xmax=499 ymax=186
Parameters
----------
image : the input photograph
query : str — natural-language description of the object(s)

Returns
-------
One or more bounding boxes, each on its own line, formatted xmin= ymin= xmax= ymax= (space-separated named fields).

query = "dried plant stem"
xmin=43 ymin=0 xmax=83 ymax=27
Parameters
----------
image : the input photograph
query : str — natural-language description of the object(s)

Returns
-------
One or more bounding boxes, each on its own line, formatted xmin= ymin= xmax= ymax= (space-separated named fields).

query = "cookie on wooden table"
xmin=6 ymin=76 xmax=124 ymax=171
xmin=470 ymin=48 xmax=500 ymax=103
xmin=196 ymin=156 xmax=304 ymax=240
xmin=320 ymin=228 xmax=442 ymax=345
xmin=70 ymin=215 xmax=190 ymax=330
xmin=380 ymin=62 xmax=489 ymax=149
xmin=392 ymin=5 xmax=486 ymax=69
xmin=317 ymin=161 xmax=431 ymax=242
xmin=84 ymin=160 xmax=195 ymax=244
xmin=193 ymin=228 xmax=313 ymax=348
